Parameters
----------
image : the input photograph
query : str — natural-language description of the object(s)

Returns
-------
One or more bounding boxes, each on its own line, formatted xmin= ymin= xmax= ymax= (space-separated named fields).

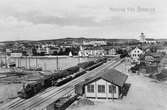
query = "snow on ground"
xmin=68 ymin=61 xmax=167 ymax=110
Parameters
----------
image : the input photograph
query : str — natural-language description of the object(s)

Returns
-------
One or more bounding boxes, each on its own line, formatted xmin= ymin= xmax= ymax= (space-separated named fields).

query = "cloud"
xmin=12 ymin=11 xmax=100 ymax=27
xmin=0 ymin=0 xmax=166 ymax=41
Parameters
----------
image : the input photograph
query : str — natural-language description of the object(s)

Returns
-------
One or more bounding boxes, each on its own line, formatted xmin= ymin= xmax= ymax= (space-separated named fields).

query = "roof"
xmin=131 ymin=47 xmax=143 ymax=51
xmin=130 ymin=47 xmax=143 ymax=54
xmin=83 ymin=69 xmax=128 ymax=87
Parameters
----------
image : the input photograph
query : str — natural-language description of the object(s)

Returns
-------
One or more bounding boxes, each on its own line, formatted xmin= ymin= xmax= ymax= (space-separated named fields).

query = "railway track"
xmin=1 ymin=85 xmax=57 ymax=109
xmin=0 ymin=58 xmax=122 ymax=110
xmin=32 ymin=59 xmax=122 ymax=110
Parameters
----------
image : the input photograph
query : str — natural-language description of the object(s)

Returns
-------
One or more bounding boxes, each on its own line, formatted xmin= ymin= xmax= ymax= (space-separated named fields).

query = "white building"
xmin=83 ymin=41 xmax=107 ymax=46
xmin=157 ymin=47 xmax=167 ymax=54
xmin=78 ymin=47 xmax=105 ymax=57
xmin=75 ymin=69 xmax=128 ymax=99
xmin=108 ymin=48 xmax=116 ymax=55
xmin=145 ymin=39 xmax=157 ymax=44
xmin=130 ymin=47 xmax=144 ymax=62
xmin=139 ymin=32 xmax=146 ymax=43
xmin=138 ymin=33 xmax=157 ymax=44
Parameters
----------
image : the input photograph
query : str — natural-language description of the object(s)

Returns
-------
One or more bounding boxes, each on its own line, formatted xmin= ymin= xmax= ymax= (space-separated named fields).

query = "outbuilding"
xmin=75 ymin=69 xmax=128 ymax=99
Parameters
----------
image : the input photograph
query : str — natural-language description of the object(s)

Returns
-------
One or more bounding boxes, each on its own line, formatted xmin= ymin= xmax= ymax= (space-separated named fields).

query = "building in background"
xmin=138 ymin=33 xmax=157 ymax=44
xmin=139 ymin=32 xmax=146 ymax=43
xmin=157 ymin=47 xmax=167 ymax=54
xmin=78 ymin=47 xmax=105 ymax=57
xmin=130 ymin=47 xmax=144 ymax=62
xmin=83 ymin=40 xmax=107 ymax=46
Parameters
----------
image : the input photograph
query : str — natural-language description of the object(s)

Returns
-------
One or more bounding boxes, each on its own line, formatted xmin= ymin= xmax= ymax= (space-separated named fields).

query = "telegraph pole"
xmin=25 ymin=56 xmax=27 ymax=69
xmin=56 ymin=55 xmax=59 ymax=70
xmin=5 ymin=51 xmax=7 ymax=68
xmin=36 ymin=56 xmax=38 ymax=69
xmin=29 ymin=56 xmax=30 ymax=69
xmin=17 ymin=57 xmax=19 ymax=68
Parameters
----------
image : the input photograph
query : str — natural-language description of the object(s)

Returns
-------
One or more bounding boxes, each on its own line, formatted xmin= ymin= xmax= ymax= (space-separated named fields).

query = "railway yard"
xmin=0 ymin=57 xmax=123 ymax=110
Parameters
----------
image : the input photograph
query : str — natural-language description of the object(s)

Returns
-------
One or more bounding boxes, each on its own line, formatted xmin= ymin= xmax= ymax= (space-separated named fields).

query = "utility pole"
xmin=36 ymin=56 xmax=38 ymax=69
xmin=56 ymin=55 xmax=59 ymax=70
xmin=29 ymin=56 xmax=30 ymax=69
xmin=0 ymin=55 xmax=2 ymax=68
xmin=25 ymin=56 xmax=27 ymax=69
xmin=17 ymin=57 xmax=19 ymax=68
xmin=20 ymin=56 xmax=22 ymax=68
xmin=5 ymin=50 xmax=7 ymax=68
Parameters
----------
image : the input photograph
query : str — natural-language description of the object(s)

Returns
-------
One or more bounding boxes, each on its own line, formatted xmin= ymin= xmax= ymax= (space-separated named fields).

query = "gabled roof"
xmin=84 ymin=69 xmax=128 ymax=87
xmin=130 ymin=47 xmax=144 ymax=54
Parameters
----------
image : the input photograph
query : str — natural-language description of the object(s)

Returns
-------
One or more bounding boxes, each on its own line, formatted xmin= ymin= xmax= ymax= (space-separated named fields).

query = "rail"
xmin=0 ymin=58 xmax=123 ymax=110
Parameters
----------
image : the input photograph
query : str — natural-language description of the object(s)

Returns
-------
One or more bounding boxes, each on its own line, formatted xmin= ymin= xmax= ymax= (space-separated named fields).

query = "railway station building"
xmin=75 ymin=69 xmax=128 ymax=99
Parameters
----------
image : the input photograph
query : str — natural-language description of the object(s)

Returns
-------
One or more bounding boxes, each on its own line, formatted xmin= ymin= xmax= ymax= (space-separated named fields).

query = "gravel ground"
xmin=68 ymin=62 xmax=167 ymax=110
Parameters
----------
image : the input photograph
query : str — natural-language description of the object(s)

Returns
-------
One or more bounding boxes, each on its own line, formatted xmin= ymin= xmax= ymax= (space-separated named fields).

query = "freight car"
xmin=53 ymin=58 xmax=107 ymax=86
xmin=78 ymin=61 xmax=95 ymax=69
xmin=85 ymin=61 xmax=104 ymax=71
xmin=95 ymin=57 xmax=107 ymax=63
xmin=54 ymin=76 xmax=73 ymax=86
xmin=54 ymin=70 xmax=87 ymax=87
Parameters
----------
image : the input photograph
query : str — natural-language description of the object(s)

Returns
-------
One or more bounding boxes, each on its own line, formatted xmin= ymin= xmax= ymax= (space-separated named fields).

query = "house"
xmin=49 ymin=47 xmax=60 ymax=55
xmin=130 ymin=47 xmax=144 ymax=62
xmin=145 ymin=63 xmax=158 ymax=74
xmin=158 ymin=55 xmax=167 ymax=72
xmin=75 ymin=69 xmax=128 ymax=99
xmin=108 ymin=48 xmax=116 ymax=55
xmin=103 ymin=46 xmax=116 ymax=55
xmin=79 ymin=47 xmax=105 ymax=57
xmin=145 ymin=55 xmax=154 ymax=64
xmin=145 ymin=38 xmax=157 ymax=44
xmin=157 ymin=47 xmax=167 ymax=54
xmin=83 ymin=40 xmax=107 ymax=46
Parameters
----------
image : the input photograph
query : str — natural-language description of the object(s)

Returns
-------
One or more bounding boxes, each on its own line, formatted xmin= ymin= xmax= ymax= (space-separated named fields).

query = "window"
xmin=87 ymin=84 xmax=94 ymax=93
xmin=98 ymin=85 xmax=105 ymax=93
xmin=109 ymin=85 xmax=116 ymax=93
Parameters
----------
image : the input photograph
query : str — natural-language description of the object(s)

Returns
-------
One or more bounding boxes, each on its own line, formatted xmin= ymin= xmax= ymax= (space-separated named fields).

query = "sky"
xmin=0 ymin=0 xmax=166 ymax=41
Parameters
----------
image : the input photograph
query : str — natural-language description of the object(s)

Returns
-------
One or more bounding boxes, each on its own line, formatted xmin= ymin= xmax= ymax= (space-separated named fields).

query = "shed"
xmin=75 ymin=69 xmax=128 ymax=99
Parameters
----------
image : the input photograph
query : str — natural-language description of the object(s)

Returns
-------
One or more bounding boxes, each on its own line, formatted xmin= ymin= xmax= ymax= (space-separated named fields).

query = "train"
xmin=17 ymin=57 xmax=107 ymax=99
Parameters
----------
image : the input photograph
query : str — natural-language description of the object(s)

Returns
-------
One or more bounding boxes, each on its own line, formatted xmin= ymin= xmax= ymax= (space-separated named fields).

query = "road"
xmin=0 ymin=58 xmax=122 ymax=110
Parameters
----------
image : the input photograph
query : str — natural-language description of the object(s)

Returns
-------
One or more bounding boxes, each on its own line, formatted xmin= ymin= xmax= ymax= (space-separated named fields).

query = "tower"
xmin=139 ymin=32 xmax=146 ymax=43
